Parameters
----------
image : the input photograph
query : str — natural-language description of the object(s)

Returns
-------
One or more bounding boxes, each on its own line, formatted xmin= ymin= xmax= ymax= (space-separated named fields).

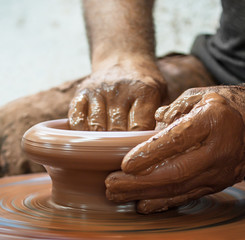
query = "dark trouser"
xmin=191 ymin=0 xmax=245 ymax=85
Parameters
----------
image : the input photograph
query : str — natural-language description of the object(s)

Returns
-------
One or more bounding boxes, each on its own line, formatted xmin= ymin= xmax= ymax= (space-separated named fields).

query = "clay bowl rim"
xmin=22 ymin=119 xmax=157 ymax=169
xmin=22 ymin=119 xmax=157 ymax=149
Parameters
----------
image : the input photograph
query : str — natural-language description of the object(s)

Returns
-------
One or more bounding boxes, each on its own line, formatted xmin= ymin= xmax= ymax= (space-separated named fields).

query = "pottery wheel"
xmin=1 ymin=173 xmax=245 ymax=239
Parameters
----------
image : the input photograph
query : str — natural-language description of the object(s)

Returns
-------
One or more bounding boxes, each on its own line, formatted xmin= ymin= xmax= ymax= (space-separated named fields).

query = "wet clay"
xmin=22 ymin=119 xmax=156 ymax=212
xmin=106 ymin=88 xmax=245 ymax=214
xmin=1 ymin=173 xmax=245 ymax=239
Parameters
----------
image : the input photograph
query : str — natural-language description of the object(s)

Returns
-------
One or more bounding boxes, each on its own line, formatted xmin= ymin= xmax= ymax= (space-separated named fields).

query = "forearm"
xmin=83 ymin=0 xmax=156 ymax=71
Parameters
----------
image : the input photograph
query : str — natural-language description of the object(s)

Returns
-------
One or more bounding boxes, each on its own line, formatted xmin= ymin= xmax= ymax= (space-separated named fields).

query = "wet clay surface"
xmin=22 ymin=119 xmax=156 ymax=212
xmin=1 ymin=173 xmax=245 ymax=239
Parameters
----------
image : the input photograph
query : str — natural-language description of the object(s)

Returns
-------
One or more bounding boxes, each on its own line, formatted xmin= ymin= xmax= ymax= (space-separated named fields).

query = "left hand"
xmin=105 ymin=87 xmax=245 ymax=214
xmin=68 ymin=57 xmax=167 ymax=131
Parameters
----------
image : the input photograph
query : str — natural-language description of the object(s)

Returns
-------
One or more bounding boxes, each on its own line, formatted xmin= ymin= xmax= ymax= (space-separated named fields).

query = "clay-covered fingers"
xmin=69 ymin=90 xmax=106 ymax=131
xmin=126 ymin=83 xmax=161 ymax=131
xmin=87 ymin=91 xmax=106 ymax=131
xmin=121 ymin=101 xmax=211 ymax=174
xmin=106 ymin=92 xmax=245 ymax=211
xmin=137 ymin=187 xmax=212 ymax=214
xmin=106 ymin=143 xmax=215 ymax=202
xmin=107 ymin=105 xmax=129 ymax=131
xmin=68 ymin=93 xmax=89 ymax=130
xmin=122 ymin=92 xmax=233 ymax=174
xmin=106 ymin=85 xmax=130 ymax=131
xmin=106 ymin=83 xmax=162 ymax=131
xmin=154 ymin=106 xmax=169 ymax=130
xmin=155 ymin=94 xmax=202 ymax=129
xmin=128 ymin=92 xmax=161 ymax=130
xmin=154 ymin=106 xmax=169 ymax=121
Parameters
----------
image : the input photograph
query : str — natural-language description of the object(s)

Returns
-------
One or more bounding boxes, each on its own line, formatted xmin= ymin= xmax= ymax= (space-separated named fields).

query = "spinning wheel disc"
xmin=1 ymin=173 xmax=245 ymax=239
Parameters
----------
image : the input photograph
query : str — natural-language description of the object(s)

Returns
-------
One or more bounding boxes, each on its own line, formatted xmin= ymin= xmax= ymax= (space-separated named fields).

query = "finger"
xmin=87 ymin=92 xmax=106 ymax=131
xmin=106 ymin=144 xmax=212 ymax=200
xmin=122 ymin=102 xmax=210 ymax=174
xmin=107 ymin=104 xmax=130 ymax=131
xmin=68 ymin=93 xmax=89 ymax=130
xmin=161 ymin=94 xmax=202 ymax=125
xmin=102 ymin=82 xmax=131 ymax=131
xmin=128 ymin=93 xmax=161 ymax=131
xmin=155 ymin=106 xmax=169 ymax=130
xmin=137 ymin=187 xmax=212 ymax=214
xmin=155 ymin=106 xmax=169 ymax=122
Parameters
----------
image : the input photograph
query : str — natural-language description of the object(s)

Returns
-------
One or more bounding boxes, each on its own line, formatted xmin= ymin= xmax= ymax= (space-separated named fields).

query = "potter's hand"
xmin=69 ymin=0 xmax=167 ymax=130
xmin=105 ymin=86 xmax=245 ymax=214
xmin=68 ymin=59 xmax=166 ymax=131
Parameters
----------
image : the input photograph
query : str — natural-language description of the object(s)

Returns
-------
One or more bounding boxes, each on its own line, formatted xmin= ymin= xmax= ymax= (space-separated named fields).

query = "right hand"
xmin=105 ymin=86 xmax=245 ymax=214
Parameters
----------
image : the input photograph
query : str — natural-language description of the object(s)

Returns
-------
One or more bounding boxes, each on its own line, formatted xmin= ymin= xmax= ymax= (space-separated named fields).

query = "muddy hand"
xmin=68 ymin=63 xmax=166 ymax=131
xmin=105 ymin=88 xmax=245 ymax=214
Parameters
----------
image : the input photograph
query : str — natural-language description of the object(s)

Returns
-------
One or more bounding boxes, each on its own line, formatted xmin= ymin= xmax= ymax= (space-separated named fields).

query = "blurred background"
xmin=0 ymin=0 xmax=221 ymax=106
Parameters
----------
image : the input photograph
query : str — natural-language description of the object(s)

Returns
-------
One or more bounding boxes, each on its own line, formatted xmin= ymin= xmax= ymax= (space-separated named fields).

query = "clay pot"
xmin=22 ymin=119 xmax=156 ymax=212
